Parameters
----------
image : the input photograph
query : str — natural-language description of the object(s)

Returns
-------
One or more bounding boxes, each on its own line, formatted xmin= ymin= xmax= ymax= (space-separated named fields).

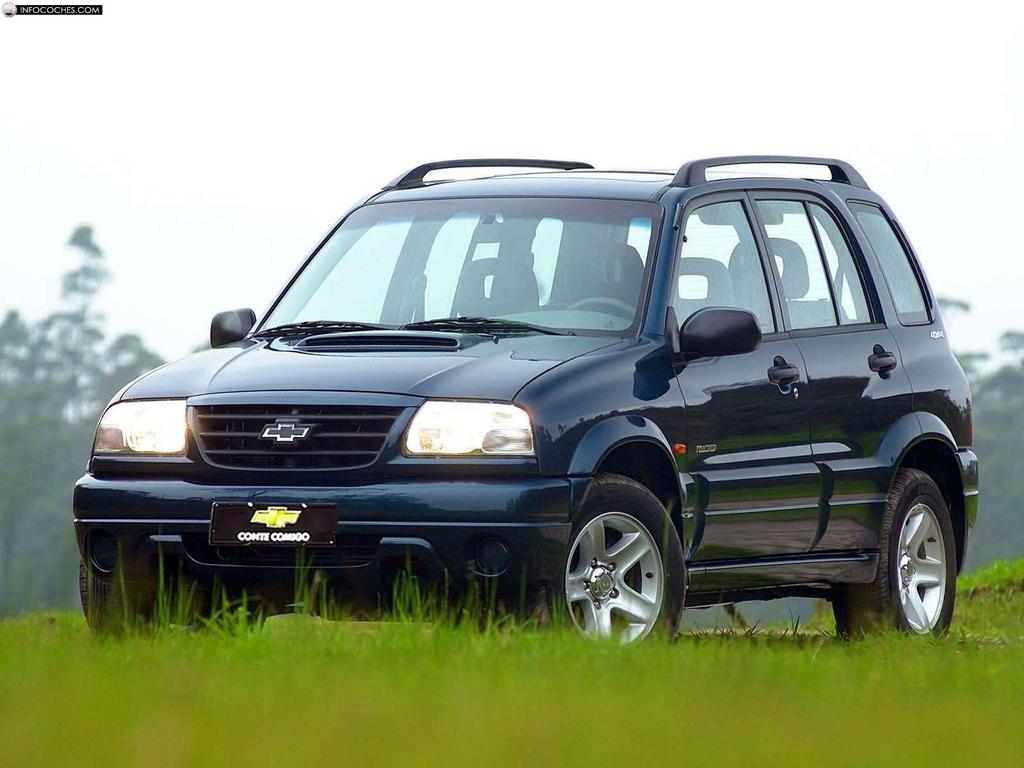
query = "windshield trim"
xmin=253 ymin=196 xmax=665 ymax=341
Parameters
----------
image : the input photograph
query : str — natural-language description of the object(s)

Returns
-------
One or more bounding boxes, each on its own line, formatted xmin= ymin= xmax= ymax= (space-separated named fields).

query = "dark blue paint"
xmin=75 ymin=169 xmax=980 ymax=604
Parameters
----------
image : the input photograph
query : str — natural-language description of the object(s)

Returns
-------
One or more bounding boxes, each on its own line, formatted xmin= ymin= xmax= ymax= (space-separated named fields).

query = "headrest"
xmin=577 ymin=242 xmax=644 ymax=302
xmin=678 ymin=257 xmax=733 ymax=304
xmin=605 ymin=243 xmax=643 ymax=273
xmin=696 ymin=205 xmax=738 ymax=226
xmin=756 ymin=203 xmax=786 ymax=226
xmin=455 ymin=257 xmax=539 ymax=316
xmin=769 ymin=238 xmax=809 ymax=298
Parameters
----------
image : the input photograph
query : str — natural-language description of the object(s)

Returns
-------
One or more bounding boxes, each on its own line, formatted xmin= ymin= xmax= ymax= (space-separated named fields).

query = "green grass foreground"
xmin=2 ymin=561 xmax=1023 ymax=767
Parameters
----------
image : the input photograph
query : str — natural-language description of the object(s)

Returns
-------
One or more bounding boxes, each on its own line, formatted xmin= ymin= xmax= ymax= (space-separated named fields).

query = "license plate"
xmin=210 ymin=502 xmax=336 ymax=547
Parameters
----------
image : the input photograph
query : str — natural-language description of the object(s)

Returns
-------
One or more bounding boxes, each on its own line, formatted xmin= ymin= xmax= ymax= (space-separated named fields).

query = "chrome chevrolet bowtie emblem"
xmin=260 ymin=421 xmax=313 ymax=443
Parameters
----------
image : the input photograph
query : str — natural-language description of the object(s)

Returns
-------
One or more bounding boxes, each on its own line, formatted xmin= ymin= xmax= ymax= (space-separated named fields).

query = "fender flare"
xmin=567 ymin=414 xmax=677 ymax=477
xmin=879 ymin=412 xmax=968 ymax=568
xmin=877 ymin=412 xmax=958 ymax=488
xmin=566 ymin=414 xmax=684 ymax=519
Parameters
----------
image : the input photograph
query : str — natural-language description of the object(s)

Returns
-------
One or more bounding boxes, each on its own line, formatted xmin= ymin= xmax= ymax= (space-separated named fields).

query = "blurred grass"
xmin=961 ymin=557 xmax=1024 ymax=592
xmin=1 ymin=563 xmax=1023 ymax=768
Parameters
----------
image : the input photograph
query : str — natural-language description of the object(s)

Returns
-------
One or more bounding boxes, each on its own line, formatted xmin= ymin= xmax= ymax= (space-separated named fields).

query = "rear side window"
xmin=755 ymin=200 xmax=837 ymax=330
xmin=808 ymin=204 xmax=871 ymax=325
xmin=850 ymin=203 xmax=929 ymax=324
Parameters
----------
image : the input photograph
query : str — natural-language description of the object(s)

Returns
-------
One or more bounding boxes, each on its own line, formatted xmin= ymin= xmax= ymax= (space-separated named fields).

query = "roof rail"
xmin=382 ymin=158 xmax=594 ymax=190
xmin=671 ymin=155 xmax=868 ymax=189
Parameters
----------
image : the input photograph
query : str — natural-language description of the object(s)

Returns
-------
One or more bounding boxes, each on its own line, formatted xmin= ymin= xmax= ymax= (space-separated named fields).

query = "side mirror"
xmin=679 ymin=307 xmax=761 ymax=360
xmin=211 ymin=308 xmax=256 ymax=348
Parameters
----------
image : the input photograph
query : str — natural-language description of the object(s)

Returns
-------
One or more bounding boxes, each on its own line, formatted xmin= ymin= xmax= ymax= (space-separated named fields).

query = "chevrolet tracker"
xmin=74 ymin=156 xmax=979 ymax=641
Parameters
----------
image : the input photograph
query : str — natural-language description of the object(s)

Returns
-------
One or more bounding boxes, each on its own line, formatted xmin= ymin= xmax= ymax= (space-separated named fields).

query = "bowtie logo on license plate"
xmin=249 ymin=506 xmax=302 ymax=529
xmin=260 ymin=420 xmax=312 ymax=442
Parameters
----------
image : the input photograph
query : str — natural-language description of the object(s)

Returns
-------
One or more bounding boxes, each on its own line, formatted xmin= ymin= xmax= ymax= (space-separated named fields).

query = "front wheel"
xmin=564 ymin=474 xmax=686 ymax=642
xmin=833 ymin=468 xmax=957 ymax=637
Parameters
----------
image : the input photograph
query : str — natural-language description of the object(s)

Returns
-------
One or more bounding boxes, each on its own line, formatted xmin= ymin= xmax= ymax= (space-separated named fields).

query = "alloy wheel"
xmin=896 ymin=502 xmax=947 ymax=633
xmin=565 ymin=512 xmax=664 ymax=642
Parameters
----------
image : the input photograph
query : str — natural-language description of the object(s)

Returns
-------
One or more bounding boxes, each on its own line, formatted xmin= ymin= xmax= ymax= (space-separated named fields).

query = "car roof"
xmin=372 ymin=170 xmax=675 ymax=204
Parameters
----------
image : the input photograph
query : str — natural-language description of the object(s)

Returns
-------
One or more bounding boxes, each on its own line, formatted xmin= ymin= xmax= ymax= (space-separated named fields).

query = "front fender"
xmin=567 ymin=414 xmax=677 ymax=477
xmin=564 ymin=414 xmax=685 ymax=526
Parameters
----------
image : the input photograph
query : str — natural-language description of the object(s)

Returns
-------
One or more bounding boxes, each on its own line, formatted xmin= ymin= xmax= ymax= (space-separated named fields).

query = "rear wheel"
xmin=833 ymin=468 xmax=956 ymax=637
xmin=564 ymin=474 xmax=686 ymax=642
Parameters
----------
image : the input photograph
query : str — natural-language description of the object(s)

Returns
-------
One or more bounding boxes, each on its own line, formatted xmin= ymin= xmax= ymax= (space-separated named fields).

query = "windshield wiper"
xmin=252 ymin=320 xmax=390 ymax=339
xmin=401 ymin=316 xmax=573 ymax=336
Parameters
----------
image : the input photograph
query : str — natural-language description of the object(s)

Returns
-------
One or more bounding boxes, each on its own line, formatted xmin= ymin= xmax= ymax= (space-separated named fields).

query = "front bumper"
xmin=74 ymin=475 xmax=574 ymax=594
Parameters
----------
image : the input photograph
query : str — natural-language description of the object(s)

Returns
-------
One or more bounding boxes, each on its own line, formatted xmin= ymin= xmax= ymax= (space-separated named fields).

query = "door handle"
xmin=768 ymin=356 xmax=800 ymax=386
xmin=868 ymin=345 xmax=898 ymax=374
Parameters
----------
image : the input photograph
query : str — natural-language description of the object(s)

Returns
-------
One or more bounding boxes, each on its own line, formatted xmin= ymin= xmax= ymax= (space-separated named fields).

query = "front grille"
xmin=192 ymin=404 xmax=403 ymax=469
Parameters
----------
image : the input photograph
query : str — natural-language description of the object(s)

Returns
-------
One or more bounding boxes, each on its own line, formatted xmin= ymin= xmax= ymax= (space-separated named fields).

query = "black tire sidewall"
xmin=566 ymin=474 xmax=687 ymax=636
xmin=886 ymin=476 xmax=957 ymax=636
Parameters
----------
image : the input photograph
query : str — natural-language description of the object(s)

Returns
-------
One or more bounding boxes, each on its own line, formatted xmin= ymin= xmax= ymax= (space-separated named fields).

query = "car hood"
xmin=123 ymin=333 xmax=620 ymax=402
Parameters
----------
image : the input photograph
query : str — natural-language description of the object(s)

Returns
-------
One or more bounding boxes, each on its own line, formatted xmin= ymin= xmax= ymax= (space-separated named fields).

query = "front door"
xmin=672 ymin=196 xmax=821 ymax=562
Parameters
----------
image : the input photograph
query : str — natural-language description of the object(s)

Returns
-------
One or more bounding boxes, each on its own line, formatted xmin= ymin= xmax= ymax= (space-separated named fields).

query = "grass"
xmin=1 ymin=562 xmax=1023 ymax=767
xmin=960 ymin=557 xmax=1024 ymax=593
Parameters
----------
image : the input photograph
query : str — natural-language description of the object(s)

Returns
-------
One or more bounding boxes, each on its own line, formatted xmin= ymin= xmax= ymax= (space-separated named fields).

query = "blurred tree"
xmin=0 ymin=228 xmax=162 ymax=615
xmin=943 ymin=314 xmax=1024 ymax=567
xmin=969 ymin=358 xmax=1024 ymax=566
xmin=999 ymin=330 xmax=1024 ymax=360
xmin=955 ymin=351 xmax=990 ymax=379
xmin=937 ymin=296 xmax=972 ymax=316
xmin=882 ymin=297 xmax=1023 ymax=567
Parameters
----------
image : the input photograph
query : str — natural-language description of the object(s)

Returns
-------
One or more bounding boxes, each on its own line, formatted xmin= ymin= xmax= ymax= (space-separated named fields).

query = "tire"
xmin=79 ymin=557 xmax=185 ymax=631
xmin=79 ymin=558 xmax=118 ymax=631
xmin=833 ymin=468 xmax=957 ymax=638
xmin=563 ymin=474 xmax=686 ymax=641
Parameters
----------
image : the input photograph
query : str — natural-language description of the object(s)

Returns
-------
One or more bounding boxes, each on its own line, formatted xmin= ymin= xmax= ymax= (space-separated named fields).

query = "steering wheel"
xmin=567 ymin=296 xmax=636 ymax=317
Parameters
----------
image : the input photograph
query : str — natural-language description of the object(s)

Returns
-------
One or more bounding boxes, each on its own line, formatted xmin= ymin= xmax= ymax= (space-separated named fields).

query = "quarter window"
xmin=755 ymin=200 xmax=837 ymax=330
xmin=850 ymin=203 xmax=929 ymax=324
xmin=675 ymin=201 xmax=775 ymax=333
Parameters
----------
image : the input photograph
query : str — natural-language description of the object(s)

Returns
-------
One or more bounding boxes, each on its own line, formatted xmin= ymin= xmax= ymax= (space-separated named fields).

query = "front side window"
xmin=850 ymin=203 xmax=929 ymax=324
xmin=264 ymin=198 xmax=659 ymax=334
xmin=755 ymin=200 xmax=838 ymax=330
xmin=674 ymin=201 xmax=775 ymax=333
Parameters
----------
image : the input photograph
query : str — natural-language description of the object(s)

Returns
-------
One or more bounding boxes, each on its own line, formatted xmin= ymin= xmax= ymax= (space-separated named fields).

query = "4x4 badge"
xmin=260 ymin=421 xmax=312 ymax=442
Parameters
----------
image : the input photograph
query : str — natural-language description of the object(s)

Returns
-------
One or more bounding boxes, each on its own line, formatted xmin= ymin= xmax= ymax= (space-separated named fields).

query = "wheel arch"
xmin=567 ymin=415 xmax=684 ymax=532
xmin=889 ymin=414 xmax=967 ymax=573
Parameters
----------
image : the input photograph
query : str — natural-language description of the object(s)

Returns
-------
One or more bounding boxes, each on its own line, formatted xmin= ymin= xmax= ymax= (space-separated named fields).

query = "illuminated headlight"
xmin=404 ymin=401 xmax=534 ymax=456
xmin=93 ymin=400 xmax=187 ymax=455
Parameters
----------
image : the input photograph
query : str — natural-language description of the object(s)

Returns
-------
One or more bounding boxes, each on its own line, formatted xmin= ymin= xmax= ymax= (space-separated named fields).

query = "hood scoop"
xmin=290 ymin=330 xmax=464 ymax=353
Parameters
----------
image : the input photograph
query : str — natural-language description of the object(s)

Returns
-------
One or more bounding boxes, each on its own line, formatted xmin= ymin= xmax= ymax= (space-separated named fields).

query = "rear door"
xmin=673 ymin=194 xmax=821 ymax=561
xmin=748 ymin=194 xmax=914 ymax=553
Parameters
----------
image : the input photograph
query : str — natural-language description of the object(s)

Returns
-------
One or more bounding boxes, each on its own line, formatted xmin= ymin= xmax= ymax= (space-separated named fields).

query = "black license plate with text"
xmin=210 ymin=502 xmax=336 ymax=547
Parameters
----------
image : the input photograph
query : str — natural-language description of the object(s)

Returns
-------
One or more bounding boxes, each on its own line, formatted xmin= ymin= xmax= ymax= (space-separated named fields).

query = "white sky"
xmin=1 ymin=0 xmax=1020 ymax=364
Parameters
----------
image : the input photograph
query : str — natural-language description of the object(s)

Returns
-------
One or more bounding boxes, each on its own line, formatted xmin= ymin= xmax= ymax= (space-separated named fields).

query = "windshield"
xmin=262 ymin=198 xmax=660 ymax=335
